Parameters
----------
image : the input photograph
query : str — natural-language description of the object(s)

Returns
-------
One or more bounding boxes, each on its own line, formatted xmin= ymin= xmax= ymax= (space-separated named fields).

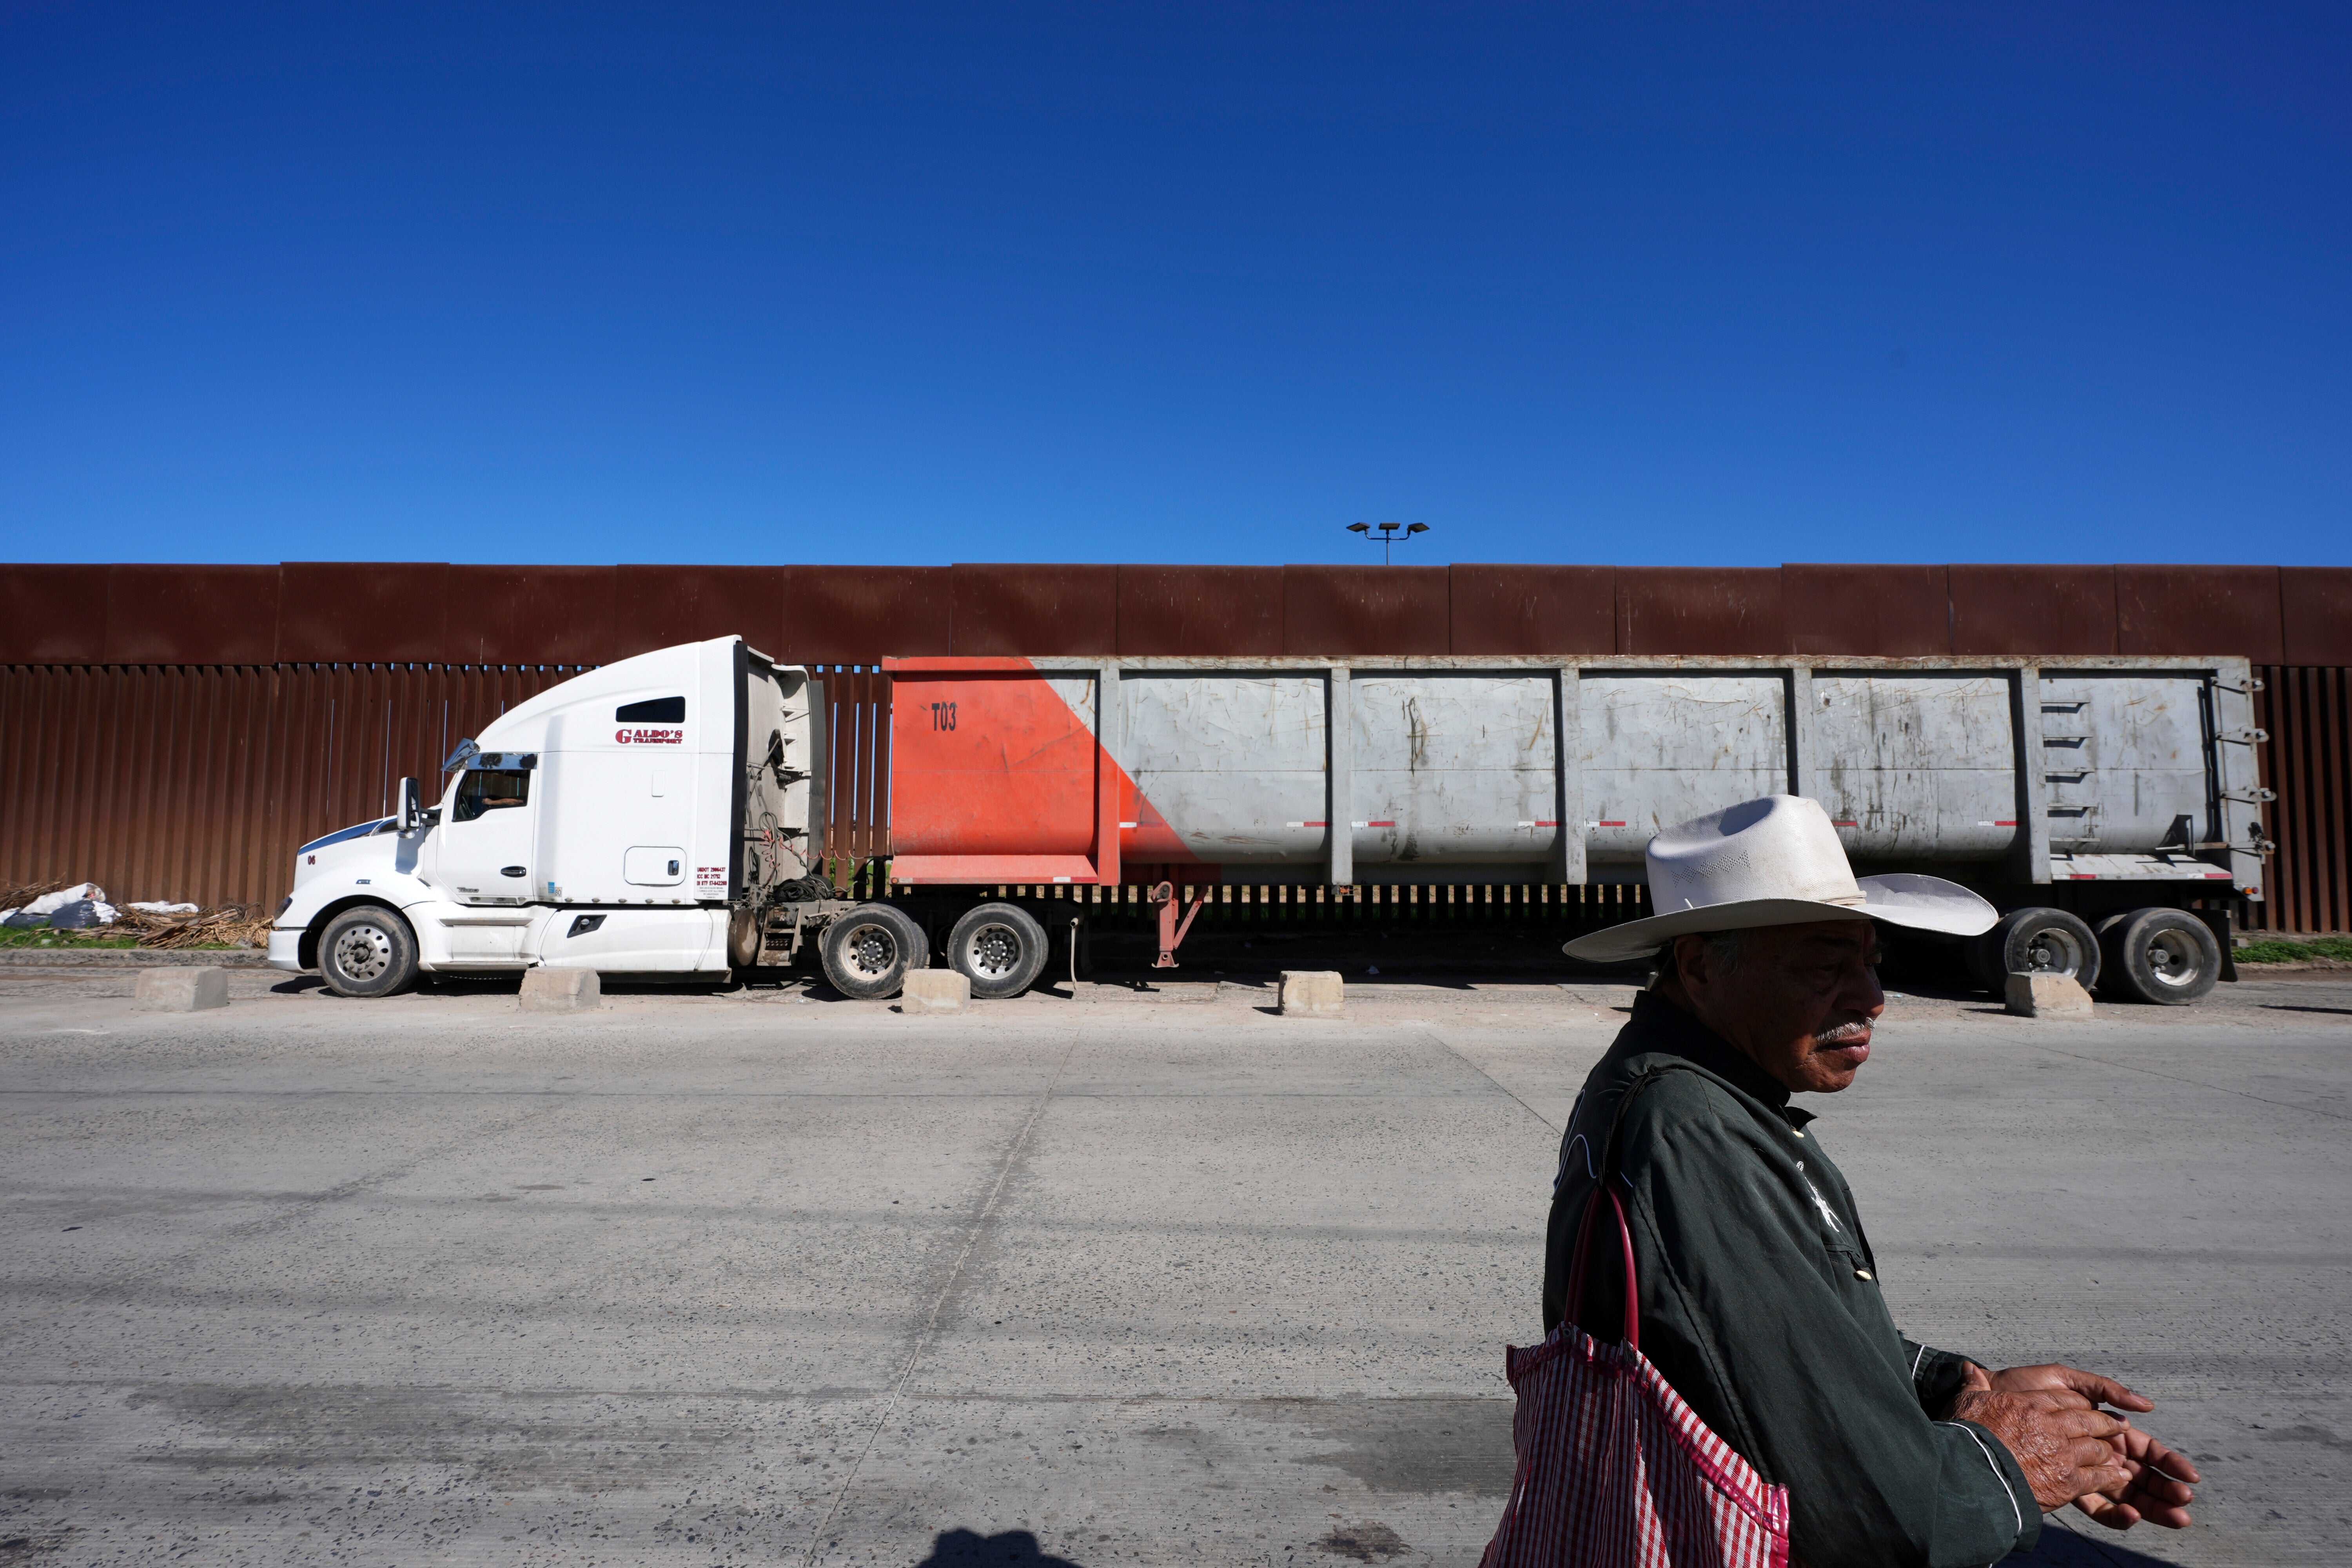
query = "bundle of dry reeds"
xmin=1 ymin=879 xmax=272 ymax=949
xmin=114 ymin=905 xmax=274 ymax=950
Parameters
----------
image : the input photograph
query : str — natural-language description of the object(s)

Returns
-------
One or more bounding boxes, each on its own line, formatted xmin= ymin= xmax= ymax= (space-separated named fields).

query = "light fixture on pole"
xmin=1347 ymin=521 xmax=1430 ymax=564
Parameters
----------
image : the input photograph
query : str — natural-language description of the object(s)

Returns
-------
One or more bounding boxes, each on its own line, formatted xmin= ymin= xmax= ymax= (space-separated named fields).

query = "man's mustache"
xmin=1815 ymin=1018 xmax=1873 ymax=1045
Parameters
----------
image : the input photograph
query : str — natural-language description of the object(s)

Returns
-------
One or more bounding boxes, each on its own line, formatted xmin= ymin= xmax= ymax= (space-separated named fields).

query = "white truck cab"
xmin=270 ymin=636 xmax=825 ymax=996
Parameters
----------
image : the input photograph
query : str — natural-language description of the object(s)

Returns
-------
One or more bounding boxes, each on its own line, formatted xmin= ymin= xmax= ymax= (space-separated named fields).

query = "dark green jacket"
xmin=1543 ymin=993 xmax=2039 ymax=1567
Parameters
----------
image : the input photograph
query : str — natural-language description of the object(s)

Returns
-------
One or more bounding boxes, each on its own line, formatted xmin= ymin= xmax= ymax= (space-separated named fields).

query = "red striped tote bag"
xmin=1480 ymin=1180 xmax=1792 ymax=1567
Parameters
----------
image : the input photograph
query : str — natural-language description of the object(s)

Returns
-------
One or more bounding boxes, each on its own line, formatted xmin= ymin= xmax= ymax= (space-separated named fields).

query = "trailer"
xmin=269 ymin=639 xmax=2272 ymax=1006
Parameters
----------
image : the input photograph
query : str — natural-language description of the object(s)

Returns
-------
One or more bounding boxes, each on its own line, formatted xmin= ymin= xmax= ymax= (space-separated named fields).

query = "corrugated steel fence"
xmin=3 ymin=562 xmax=2348 ymax=927
xmin=818 ymin=666 xmax=891 ymax=894
xmin=0 ymin=660 xmax=904 ymax=911
xmin=2258 ymin=666 xmax=2350 ymax=933
xmin=0 ymin=663 xmax=586 ymax=911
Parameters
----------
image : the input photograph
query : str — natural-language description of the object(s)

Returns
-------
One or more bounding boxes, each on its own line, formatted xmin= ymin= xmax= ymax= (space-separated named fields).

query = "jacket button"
xmin=1855 ymin=1268 xmax=1874 ymax=1281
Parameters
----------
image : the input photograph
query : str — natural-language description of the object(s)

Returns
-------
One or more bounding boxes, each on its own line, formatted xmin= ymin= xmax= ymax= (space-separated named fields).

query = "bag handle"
xmin=1564 ymin=1182 xmax=1641 ymax=1350
xmin=1561 ymin=1065 xmax=1692 ymax=1353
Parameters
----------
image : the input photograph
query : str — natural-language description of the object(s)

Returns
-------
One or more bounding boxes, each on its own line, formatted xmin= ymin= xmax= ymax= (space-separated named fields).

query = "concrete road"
xmin=0 ymin=968 xmax=2346 ymax=1566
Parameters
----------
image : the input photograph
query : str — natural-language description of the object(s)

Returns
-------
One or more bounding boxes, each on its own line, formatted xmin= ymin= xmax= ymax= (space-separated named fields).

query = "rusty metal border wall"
xmin=813 ymin=664 xmax=892 ymax=894
xmin=3 ymin=563 xmax=2347 ymax=925
xmin=2256 ymin=666 xmax=2350 ymax=934
xmin=7 ymin=563 xmax=2347 ymax=667
xmin=0 ymin=663 xmax=585 ymax=911
xmin=0 ymin=659 xmax=891 ymax=910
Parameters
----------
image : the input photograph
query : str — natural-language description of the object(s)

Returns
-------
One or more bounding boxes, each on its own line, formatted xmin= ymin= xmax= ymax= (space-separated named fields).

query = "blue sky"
xmin=2 ymin=3 xmax=2345 ymax=567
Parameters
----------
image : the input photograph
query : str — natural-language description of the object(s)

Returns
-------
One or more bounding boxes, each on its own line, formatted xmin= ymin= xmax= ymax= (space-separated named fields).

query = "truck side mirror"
xmin=397 ymin=776 xmax=424 ymax=832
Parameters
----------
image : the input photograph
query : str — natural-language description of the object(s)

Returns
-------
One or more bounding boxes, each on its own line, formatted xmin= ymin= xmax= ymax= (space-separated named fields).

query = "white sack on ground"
xmin=25 ymin=884 xmax=107 ymax=916
xmin=5 ymin=884 xmax=121 ymax=928
xmin=128 ymin=901 xmax=200 ymax=915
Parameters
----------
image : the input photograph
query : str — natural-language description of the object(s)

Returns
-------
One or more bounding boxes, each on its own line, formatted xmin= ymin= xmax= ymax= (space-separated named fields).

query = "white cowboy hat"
xmin=1563 ymin=795 xmax=1998 ymax=963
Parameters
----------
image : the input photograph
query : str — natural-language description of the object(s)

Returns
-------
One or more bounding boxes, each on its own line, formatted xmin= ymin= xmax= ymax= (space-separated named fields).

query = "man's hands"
xmin=1947 ymin=1379 xmax=2131 ymax=1514
xmin=1979 ymin=1361 xmax=2152 ymax=1413
xmin=2075 ymin=1423 xmax=2201 ymax=1530
xmin=1951 ymin=1362 xmax=2199 ymax=1530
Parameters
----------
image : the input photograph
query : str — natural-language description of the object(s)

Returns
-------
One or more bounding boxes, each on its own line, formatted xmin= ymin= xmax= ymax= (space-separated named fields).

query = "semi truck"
xmin=269 ymin=635 xmax=2272 ymax=1006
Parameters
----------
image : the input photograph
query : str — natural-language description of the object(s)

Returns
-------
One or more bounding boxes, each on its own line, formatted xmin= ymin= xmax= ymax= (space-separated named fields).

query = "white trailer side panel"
xmin=1811 ymin=674 xmax=2018 ymax=860
xmin=1579 ymin=675 xmax=1788 ymax=863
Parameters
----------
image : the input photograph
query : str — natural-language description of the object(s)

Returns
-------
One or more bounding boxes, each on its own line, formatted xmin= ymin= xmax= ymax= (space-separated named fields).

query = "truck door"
xmin=435 ymin=755 xmax=540 ymax=907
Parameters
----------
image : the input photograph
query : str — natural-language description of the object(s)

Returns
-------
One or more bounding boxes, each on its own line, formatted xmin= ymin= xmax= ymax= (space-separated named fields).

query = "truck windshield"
xmin=453 ymin=769 xmax=531 ymax=823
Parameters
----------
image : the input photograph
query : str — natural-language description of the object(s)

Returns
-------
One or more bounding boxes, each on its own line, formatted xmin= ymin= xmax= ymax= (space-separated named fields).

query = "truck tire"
xmin=728 ymin=906 xmax=761 ymax=969
xmin=318 ymin=905 xmax=421 ymax=998
xmin=1967 ymin=907 xmax=2100 ymax=995
xmin=946 ymin=902 xmax=1050 ymax=999
xmin=2097 ymin=907 xmax=2221 ymax=1005
xmin=819 ymin=904 xmax=927 ymax=999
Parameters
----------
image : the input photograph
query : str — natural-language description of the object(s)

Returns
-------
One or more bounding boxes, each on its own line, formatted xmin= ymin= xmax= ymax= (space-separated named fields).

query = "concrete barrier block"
xmin=520 ymin=968 xmax=601 ymax=1012
xmin=1280 ymin=970 xmax=1345 ymax=1017
xmin=133 ymin=967 xmax=229 ymax=1013
xmin=2005 ymin=972 xmax=2093 ymax=1018
xmin=902 ymin=969 xmax=970 ymax=1013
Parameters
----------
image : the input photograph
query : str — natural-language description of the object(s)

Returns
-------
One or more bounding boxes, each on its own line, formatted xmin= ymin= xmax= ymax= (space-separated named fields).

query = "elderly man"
xmin=1549 ymin=796 xmax=2197 ymax=1566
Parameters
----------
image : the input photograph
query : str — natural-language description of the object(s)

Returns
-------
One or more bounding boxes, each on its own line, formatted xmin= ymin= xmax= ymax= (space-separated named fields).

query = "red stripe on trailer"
xmin=884 ymin=655 xmax=1203 ymax=884
xmin=1599 ymin=820 xmax=1628 ymax=827
xmin=888 ymin=664 xmax=1097 ymax=862
xmin=884 ymin=656 xmax=1036 ymax=673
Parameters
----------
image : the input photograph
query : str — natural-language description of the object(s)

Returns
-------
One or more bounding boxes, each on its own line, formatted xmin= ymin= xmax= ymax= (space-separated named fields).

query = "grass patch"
xmin=0 ymin=924 xmax=252 ymax=953
xmin=2237 ymin=936 xmax=2352 ymax=964
xmin=0 ymin=927 xmax=139 ymax=949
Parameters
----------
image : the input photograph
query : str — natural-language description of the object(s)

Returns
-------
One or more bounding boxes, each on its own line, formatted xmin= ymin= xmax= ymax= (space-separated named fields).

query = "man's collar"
xmin=1628 ymin=989 xmax=1811 ymax=1121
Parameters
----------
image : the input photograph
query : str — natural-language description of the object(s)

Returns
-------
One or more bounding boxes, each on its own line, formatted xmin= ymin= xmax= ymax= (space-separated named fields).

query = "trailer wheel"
xmin=947 ymin=902 xmax=1049 ymax=999
xmin=819 ymin=904 xmax=927 ymax=999
xmin=1968 ymin=906 xmax=2101 ymax=995
xmin=2098 ymin=907 xmax=2220 ymax=1005
xmin=318 ymin=905 xmax=421 ymax=998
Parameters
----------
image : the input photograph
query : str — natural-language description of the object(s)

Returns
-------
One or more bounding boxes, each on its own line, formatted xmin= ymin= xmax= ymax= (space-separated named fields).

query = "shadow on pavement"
xmin=2012 ymin=1519 xmax=2190 ymax=1564
xmin=910 ymin=1528 xmax=1083 ymax=1566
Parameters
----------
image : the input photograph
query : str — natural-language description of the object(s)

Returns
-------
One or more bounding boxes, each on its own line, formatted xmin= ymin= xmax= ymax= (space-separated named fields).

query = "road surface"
xmin=2 ymin=965 xmax=2345 ymax=1565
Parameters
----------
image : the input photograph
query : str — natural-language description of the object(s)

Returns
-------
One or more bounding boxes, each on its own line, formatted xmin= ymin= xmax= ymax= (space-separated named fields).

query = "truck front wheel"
xmin=947 ymin=902 xmax=1050 ymax=998
xmin=318 ymin=905 xmax=421 ymax=998
xmin=2098 ymin=907 xmax=2221 ymax=1005
xmin=819 ymin=904 xmax=928 ymax=999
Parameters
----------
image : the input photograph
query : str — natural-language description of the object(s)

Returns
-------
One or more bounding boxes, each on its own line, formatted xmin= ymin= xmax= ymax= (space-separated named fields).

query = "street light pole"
xmin=1346 ymin=521 xmax=1430 ymax=564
